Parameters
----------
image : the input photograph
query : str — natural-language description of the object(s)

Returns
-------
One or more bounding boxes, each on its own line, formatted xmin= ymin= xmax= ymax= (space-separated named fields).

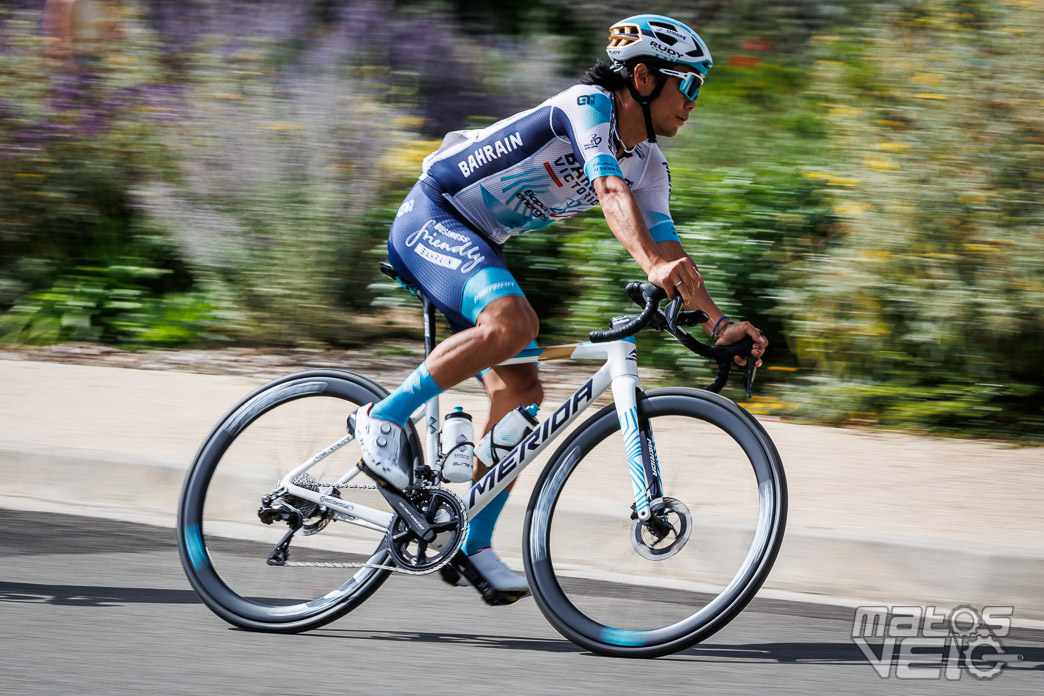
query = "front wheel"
xmin=177 ymin=370 xmax=421 ymax=633
xmin=523 ymin=388 xmax=787 ymax=658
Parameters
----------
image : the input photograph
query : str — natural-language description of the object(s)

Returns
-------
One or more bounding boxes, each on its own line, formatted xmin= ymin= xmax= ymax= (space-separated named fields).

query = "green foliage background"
xmin=0 ymin=0 xmax=1040 ymax=440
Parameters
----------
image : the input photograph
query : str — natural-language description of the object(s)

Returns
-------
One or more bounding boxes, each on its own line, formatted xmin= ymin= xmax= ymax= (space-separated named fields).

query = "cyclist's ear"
xmin=632 ymin=63 xmax=654 ymax=94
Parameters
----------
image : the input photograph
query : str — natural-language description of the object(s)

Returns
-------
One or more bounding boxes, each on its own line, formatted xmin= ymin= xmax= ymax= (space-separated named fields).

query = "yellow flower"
xmin=834 ymin=201 xmax=870 ymax=216
xmin=957 ymin=190 xmax=993 ymax=205
xmin=863 ymin=158 xmax=900 ymax=171
xmin=910 ymin=73 xmax=943 ymax=85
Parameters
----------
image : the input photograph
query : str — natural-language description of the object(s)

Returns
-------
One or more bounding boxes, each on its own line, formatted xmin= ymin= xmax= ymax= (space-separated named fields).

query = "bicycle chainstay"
xmin=278 ymin=476 xmax=467 ymax=576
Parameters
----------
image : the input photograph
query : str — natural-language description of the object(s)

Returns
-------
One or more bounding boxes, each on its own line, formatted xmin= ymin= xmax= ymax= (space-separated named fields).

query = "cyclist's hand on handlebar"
xmin=647 ymin=258 xmax=703 ymax=304
xmin=715 ymin=321 xmax=768 ymax=367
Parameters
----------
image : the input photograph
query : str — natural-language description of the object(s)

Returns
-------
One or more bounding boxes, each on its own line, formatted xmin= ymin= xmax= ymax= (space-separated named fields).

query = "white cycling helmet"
xmin=604 ymin=14 xmax=713 ymax=143
xmin=606 ymin=14 xmax=713 ymax=76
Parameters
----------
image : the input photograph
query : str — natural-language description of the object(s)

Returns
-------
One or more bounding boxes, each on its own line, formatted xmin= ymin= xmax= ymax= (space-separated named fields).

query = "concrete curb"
xmin=4 ymin=441 xmax=1042 ymax=622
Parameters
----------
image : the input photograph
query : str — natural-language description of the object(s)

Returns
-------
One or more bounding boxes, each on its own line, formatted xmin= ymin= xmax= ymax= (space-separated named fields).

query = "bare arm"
xmin=592 ymin=175 xmax=768 ymax=365
xmin=592 ymin=175 xmax=702 ymax=298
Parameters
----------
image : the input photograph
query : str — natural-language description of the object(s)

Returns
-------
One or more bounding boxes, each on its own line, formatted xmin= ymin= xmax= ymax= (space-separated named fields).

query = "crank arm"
xmin=370 ymin=474 xmax=437 ymax=542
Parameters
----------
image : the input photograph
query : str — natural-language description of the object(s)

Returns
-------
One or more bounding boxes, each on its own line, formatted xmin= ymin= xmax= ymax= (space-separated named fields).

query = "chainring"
xmin=387 ymin=488 xmax=467 ymax=572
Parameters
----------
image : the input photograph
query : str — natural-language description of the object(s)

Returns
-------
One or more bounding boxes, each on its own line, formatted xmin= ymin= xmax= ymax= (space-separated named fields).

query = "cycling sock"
xmin=370 ymin=363 xmax=442 ymax=426
xmin=463 ymin=490 xmax=509 ymax=555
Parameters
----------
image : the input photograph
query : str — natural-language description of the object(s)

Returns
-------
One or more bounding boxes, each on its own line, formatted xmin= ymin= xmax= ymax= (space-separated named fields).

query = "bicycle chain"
xmin=283 ymin=559 xmax=440 ymax=575
xmin=282 ymin=478 xmax=465 ymax=576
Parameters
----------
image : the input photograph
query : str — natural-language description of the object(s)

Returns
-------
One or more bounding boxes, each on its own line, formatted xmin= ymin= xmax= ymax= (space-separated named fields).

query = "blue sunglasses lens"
xmin=679 ymin=73 xmax=701 ymax=101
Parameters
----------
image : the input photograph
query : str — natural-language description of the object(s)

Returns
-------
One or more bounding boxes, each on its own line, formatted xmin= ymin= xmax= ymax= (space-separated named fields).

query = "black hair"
xmin=581 ymin=57 xmax=676 ymax=92
xmin=581 ymin=59 xmax=628 ymax=91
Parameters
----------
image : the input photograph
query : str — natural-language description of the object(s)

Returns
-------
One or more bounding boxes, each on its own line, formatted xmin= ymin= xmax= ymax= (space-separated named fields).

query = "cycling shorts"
xmin=388 ymin=180 xmax=526 ymax=333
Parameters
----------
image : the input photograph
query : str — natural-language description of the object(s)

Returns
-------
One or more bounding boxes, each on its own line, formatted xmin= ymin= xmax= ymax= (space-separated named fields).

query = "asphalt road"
xmin=2 ymin=509 xmax=1041 ymax=696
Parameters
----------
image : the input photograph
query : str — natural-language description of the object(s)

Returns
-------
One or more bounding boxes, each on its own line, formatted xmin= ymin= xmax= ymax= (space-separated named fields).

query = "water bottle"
xmin=440 ymin=407 xmax=474 ymax=483
xmin=475 ymin=404 xmax=540 ymax=467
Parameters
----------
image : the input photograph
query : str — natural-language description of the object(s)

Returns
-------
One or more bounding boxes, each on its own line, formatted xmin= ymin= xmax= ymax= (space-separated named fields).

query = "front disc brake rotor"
xmin=631 ymin=496 xmax=692 ymax=561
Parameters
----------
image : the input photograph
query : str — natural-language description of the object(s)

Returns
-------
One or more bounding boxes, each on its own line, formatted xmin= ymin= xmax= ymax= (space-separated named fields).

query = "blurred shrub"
xmin=0 ymin=2 xmax=197 ymax=347
xmin=778 ymin=0 xmax=1043 ymax=438
xmin=1 ymin=0 xmax=1040 ymax=439
xmin=0 ymin=262 xmax=228 ymax=345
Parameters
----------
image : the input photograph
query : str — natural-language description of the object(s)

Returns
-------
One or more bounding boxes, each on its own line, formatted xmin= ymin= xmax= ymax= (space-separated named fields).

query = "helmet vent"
xmin=652 ymin=32 xmax=678 ymax=46
xmin=685 ymin=47 xmax=706 ymax=58
xmin=608 ymin=23 xmax=642 ymax=48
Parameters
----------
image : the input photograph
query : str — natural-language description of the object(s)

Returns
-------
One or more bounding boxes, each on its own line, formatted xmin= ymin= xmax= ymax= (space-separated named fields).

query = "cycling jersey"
xmin=387 ymin=82 xmax=681 ymax=333
xmin=420 ymin=84 xmax=680 ymax=246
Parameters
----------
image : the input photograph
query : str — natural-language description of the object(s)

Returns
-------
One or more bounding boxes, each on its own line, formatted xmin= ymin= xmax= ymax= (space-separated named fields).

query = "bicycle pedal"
xmin=480 ymin=587 xmax=526 ymax=606
xmin=446 ymin=551 xmax=530 ymax=606
xmin=438 ymin=563 xmax=468 ymax=588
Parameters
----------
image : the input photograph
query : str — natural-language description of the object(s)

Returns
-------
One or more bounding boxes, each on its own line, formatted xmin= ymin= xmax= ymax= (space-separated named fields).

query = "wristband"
xmin=711 ymin=315 xmax=733 ymax=342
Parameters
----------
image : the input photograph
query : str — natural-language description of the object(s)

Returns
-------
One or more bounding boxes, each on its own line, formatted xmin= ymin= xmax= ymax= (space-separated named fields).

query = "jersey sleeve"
xmin=632 ymin=151 xmax=681 ymax=244
xmin=550 ymin=86 xmax=622 ymax=184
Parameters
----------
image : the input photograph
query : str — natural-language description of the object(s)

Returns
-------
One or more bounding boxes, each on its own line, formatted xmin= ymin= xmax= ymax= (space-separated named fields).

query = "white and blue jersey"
xmin=387 ymin=83 xmax=679 ymax=333
xmin=421 ymin=84 xmax=679 ymax=245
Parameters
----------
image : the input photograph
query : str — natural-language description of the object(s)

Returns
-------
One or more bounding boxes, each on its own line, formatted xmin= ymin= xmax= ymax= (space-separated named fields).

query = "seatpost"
xmin=422 ymin=296 xmax=437 ymax=357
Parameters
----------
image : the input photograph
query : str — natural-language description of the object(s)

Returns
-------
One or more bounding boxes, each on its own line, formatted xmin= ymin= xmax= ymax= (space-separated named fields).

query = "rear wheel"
xmin=523 ymin=388 xmax=787 ymax=658
xmin=177 ymin=370 xmax=420 ymax=632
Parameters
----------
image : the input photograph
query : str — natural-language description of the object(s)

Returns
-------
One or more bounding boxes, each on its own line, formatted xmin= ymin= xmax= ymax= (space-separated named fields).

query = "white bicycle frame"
xmin=272 ymin=336 xmax=659 ymax=538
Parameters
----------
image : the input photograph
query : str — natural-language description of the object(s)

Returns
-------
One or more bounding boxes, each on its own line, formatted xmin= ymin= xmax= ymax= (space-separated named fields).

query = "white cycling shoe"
xmin=440 ymin=547 xmax=530 ymax=604
xmin=348 ymin=403 xmax=410 ymax=490
xmin=468 ymin=548 xmax=529 ymax=594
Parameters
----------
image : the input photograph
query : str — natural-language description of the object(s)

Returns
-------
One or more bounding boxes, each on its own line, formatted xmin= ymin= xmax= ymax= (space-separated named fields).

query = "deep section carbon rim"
xmin=524 ymin=388 xmax=787 ymax=657
xmin=177 ymin=371 xmax=419 ymax=632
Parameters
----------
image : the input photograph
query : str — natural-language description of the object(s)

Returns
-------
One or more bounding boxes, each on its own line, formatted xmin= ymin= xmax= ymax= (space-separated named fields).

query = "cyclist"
xmin=350 ymin=14 xmax=768 ymax=602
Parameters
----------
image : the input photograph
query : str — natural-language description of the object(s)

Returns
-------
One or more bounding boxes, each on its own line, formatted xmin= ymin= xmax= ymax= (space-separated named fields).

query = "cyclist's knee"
xmin=476 ymin=296 xmax=539 ymax=354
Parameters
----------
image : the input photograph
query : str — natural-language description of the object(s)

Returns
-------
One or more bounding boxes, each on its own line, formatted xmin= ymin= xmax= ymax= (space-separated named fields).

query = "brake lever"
xmin=664 ymin=297 xmax=683 ymax=333
xmin=744 ymin=360 xmax=757 ymax=400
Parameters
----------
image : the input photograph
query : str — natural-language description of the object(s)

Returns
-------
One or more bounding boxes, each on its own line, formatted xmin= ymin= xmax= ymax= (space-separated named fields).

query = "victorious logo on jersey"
xmin=457 ymin=132 xmax=525 ymax=178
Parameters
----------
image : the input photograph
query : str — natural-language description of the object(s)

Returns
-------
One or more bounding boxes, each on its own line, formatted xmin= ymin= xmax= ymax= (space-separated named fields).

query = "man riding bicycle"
xmin=350 ymin=14 xmax=768 ymax=603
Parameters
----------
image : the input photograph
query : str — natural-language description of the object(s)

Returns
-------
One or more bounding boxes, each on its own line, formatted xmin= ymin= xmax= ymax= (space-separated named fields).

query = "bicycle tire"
xmin=523 ymin=387 xmax=787 ymax=658
xmin=177 ymin=370 xmax=422 ymax=633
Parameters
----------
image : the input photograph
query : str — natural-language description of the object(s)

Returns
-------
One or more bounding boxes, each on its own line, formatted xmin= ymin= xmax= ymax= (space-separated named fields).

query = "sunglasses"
xmin=657 ymin=68 xmax=705 ymax=101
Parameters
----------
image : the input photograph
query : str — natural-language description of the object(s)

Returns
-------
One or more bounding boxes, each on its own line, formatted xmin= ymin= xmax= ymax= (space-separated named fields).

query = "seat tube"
xmin=607 ymin=340 xmax=653 ymax=521
xmin=422 ymin=295 xmax=437 ymax=357
xmin=422 ymin=295 xmax=439 ymax=469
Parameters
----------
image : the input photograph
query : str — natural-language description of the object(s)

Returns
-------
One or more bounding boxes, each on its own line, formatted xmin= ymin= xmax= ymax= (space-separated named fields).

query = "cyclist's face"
xmin=650 ymin=68 xmax=700 ymax=138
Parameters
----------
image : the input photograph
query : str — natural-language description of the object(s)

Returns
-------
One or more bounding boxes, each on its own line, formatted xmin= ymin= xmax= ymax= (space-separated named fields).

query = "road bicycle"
xmin=177 ymin=266 xmax=787 ymax=658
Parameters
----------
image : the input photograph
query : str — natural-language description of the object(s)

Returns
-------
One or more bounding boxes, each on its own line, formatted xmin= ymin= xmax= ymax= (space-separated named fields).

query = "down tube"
xmin=465 ymin=364 xmax=612 ymax=517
